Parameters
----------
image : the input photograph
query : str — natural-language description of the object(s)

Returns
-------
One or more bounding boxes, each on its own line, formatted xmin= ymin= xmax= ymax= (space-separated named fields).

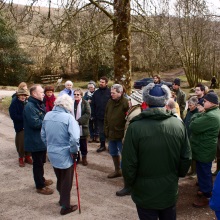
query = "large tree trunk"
xmin=113 ymin=0 xmax=131 ymax=94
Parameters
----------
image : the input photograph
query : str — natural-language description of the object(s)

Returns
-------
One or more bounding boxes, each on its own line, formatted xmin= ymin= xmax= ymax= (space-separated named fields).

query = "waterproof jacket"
xmin=91 ymin=87 xmax=111 ymax=120
xmin=23 ymin=96 xmax=46 ymax=152
xmin=190 ymin=106 xmax=220 ymax=163
xmin=174 ymin=88 xmax=186 ymax=118
xmin=122 ymin=108 xmax=191 ymax=210
xmin=41 ymin=106 xmax=80 ymax=169
xmin=104 ymin=96 xmax=129 ymax=140
xmin=73 ymin=99 xmax=91 ymax=137
xmin=183 ymin=107 xmax=198 ymax=137
xmin=9 ymin=97 xmax=25 ymax=132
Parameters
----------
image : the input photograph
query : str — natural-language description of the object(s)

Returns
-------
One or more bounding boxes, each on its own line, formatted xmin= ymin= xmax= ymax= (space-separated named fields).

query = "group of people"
xmin=8 ymin=75 xmax=220 ymax=218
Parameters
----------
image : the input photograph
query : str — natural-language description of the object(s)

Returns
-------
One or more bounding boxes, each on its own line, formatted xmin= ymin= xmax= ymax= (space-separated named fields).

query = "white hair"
xmin=54 ymin=94 xmax=73 ymax=112
xmin=65 ymin=80 xmax=73 ymax=87
xmin=111 ymin=84 xmax=123 ymax=93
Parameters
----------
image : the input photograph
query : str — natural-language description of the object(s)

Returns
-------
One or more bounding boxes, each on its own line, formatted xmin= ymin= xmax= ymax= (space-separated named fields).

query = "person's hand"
xmin=71 ymin=152 xmax=78 ymax=161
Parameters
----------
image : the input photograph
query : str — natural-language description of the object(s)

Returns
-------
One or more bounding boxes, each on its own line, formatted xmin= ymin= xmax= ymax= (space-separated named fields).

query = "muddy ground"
xmin=0 ymin=89 xmax=217 ymax=220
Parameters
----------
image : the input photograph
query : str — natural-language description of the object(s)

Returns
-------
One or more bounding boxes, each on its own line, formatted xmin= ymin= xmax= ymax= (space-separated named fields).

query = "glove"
xmin=71 ymin=152 xmax=78 ymax=161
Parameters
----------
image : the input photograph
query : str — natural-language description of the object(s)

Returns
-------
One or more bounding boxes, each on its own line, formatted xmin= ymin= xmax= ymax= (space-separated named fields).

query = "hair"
xmin=44 ymin=85 xmax=54 ymax=93
xmin=100 ymin=76 xmax=108 ymax=83
xmin=29 ymin=84 xmax=42 ymax=96
xmin=74 ymin=88 xmax=83 ymax=96
xmin=54 ymin=94 xmax=73 ymax=112
xmin=188 ymin=96 xmax=198 ymax=106
xmin=88 ymin=83 xmax=95 ymax=89
xmin=166 ymin=99 xmax=176 ymax=109
xmin=18 ymin=82 xmax=27 ymax=89
xmin=65 ymin=80 xmax=73 ymax=87
xmin=153 ymin=74 xmax=161 ymax=83
xmin=196 ymin=83 xmax=205 ymax=92
xmin=111 ymin=84 xmax=123 ymax=93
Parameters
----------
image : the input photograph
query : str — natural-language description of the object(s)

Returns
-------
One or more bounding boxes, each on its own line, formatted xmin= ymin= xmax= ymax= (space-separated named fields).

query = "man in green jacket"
xmin=104 ymin=84 xmax=129 ymax=179
xmin=190 ymin=92 xmax=220 ymax=208
xmin=122 ymin=83 xmax=191 ymax=220
xmin=172 ymin=78 xmax=186 ymax=119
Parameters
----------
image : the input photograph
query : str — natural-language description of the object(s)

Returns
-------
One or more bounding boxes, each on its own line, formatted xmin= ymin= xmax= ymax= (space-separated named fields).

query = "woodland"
xmin=0 ymin=0 xmax=220 ymax=93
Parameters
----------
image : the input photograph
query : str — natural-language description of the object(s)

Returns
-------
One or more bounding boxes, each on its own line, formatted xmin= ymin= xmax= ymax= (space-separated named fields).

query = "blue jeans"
xmin=196 ymin=161 xmax=212 ymax=198
xmin=136 ymin=205 xmax=176 ymax=220
xmin=108 ymin=140 xmax=122 ymax=156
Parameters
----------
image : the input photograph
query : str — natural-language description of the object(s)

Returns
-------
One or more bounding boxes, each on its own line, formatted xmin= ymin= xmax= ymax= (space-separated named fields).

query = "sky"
xmin=4 ymin=0 xmax=220 ymax=14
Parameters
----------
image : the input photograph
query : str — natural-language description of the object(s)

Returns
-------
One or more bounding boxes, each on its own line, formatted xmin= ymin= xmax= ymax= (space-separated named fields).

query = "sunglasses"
xmin=74 ymin=94 xmax=80 ymax=96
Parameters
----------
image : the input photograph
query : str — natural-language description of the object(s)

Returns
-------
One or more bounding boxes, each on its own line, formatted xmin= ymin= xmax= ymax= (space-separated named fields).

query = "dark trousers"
xmin=136 ymin=205 xmax=176 ymax=220
xmin=89 ymin=119 xmax=99 ymax=138
xmin=31 ymin=150 xmax=46 ymax=189
xmin=53 ymin=166 xmax=74 ymax=208
xmin=80 ymin=138 xmax=87 ymax=156
xmin=196 ymin=161 xmax=212 ymax=198
xmin=97 ymin=119 xmax=106 ymax=143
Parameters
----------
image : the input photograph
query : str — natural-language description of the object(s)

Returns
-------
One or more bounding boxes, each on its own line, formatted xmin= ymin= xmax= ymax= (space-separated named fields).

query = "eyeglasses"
xmin=74 ymin=94 xmax=80 ymax=96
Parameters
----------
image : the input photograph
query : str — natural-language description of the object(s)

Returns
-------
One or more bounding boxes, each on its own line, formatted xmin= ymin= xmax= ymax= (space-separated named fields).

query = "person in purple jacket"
xmin=210 ymin=172 xmax=220 ymax=220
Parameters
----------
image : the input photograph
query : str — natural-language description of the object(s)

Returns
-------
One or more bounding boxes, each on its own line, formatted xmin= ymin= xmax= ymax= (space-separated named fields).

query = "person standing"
xmin=9 ymin=89 xmax=32 ymax=167
xmin=73 ymin=89 xmax=91 ymax=166
xmin=59 ymin=80 xmax=74 ymax=98
xmin=91 ymin=76 xmax=111 ymax=152
xmin=122 ymin=83 xmax=191 ymax=219
xmin=104 ymin=84 xmax=129 ymax=178
xmin=210 ymin=76 xmax=217 ymax=89
xmin=172 ymin=78 xmax=186 ymax=119
xmin=190 ymin=92 xmax=220 ymax=207
xmin=24 ymin=84 xmax=53 ymax=195
xmin=83 ymin=81 xmax=99 ymax=143
xmin=43 ymin=85 xmax=56 ymax=112
xmin=41 ymin=94 xmax=80 ymax=215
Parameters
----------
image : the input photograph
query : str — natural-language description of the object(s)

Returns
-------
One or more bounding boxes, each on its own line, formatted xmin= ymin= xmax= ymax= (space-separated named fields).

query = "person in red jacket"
xmin=43 ymin=85 xmax=56 ymax=112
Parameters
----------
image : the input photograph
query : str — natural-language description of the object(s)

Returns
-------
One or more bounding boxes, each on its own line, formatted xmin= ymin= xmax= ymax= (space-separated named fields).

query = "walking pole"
xmin=74 ymin=159 xmax=81 ymax=214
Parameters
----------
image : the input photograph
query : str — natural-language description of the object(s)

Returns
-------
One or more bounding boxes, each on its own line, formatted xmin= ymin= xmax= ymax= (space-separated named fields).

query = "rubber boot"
xmin=116 ymin=179 xmax=131 ymax=196
xmin=19 ymin=158 xmax=25 ymax=167
xmin=212 ymin=160 xmax=220 ymax=176
xmin=82 ymin=156 xmax=88 ymax=166
xmin=107 ymin=156 xmax=122 ymax=178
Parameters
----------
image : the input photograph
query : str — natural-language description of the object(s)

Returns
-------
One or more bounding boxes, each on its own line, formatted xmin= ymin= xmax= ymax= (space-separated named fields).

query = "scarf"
xmin=73 ymin=99 xmax=83 ymax=136
xmin=44 ymin=94 xmax=56 ymax=112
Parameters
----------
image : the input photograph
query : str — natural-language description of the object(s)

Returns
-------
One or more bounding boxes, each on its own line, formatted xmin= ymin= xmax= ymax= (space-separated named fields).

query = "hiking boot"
xmin=36 ymin=187 xmax=54 ymax=195
xmin=97 ymin=146 xmax=106 ymax=152
xmin=24 ymin=156 xmax=33 ymax=165
xmin=60 ymin=205 xmax=78 ymax=215
xmin=82 ymin=156 xmax=88 ymax=166
xmin=19 ymin=158 xmax=25 ymax=167
xmin=192 ymin=196 xmax=209 ymax=208
xmin=44 ymin=179 xmax=53 ymax=186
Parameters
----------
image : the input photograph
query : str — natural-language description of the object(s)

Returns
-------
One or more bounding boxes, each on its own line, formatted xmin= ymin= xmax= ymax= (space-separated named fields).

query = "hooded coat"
xmin=122 ymin=108 xmax=191 ymax=210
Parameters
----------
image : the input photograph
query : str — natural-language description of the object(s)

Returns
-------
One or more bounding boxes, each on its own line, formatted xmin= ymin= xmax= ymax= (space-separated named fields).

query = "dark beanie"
xmin=204 ymin=92 xmax=219 ymax=105
xmin=173 ymin=78 xmax=181 ymax=86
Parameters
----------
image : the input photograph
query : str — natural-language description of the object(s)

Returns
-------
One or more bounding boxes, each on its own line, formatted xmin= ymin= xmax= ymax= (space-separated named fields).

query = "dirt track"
xmin=0 ymin=104 xmax=217 ymax=220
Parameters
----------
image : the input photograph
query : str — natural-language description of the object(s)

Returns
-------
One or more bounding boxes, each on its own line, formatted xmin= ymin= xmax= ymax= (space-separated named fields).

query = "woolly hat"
xmin=173 ymin=78 xmax=181 ymax=86
xmin=44 ymin=85 xmax=54 ymax=93
xmin=88 ymin=80 xmax=96 ymax=88
xmin=142 ymin=83 xmax=171 ymax=107
xmin=17 ymin=89 xmax=29 ymax=96
xmin=204 ymin=92 xmax=219 ymax=105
